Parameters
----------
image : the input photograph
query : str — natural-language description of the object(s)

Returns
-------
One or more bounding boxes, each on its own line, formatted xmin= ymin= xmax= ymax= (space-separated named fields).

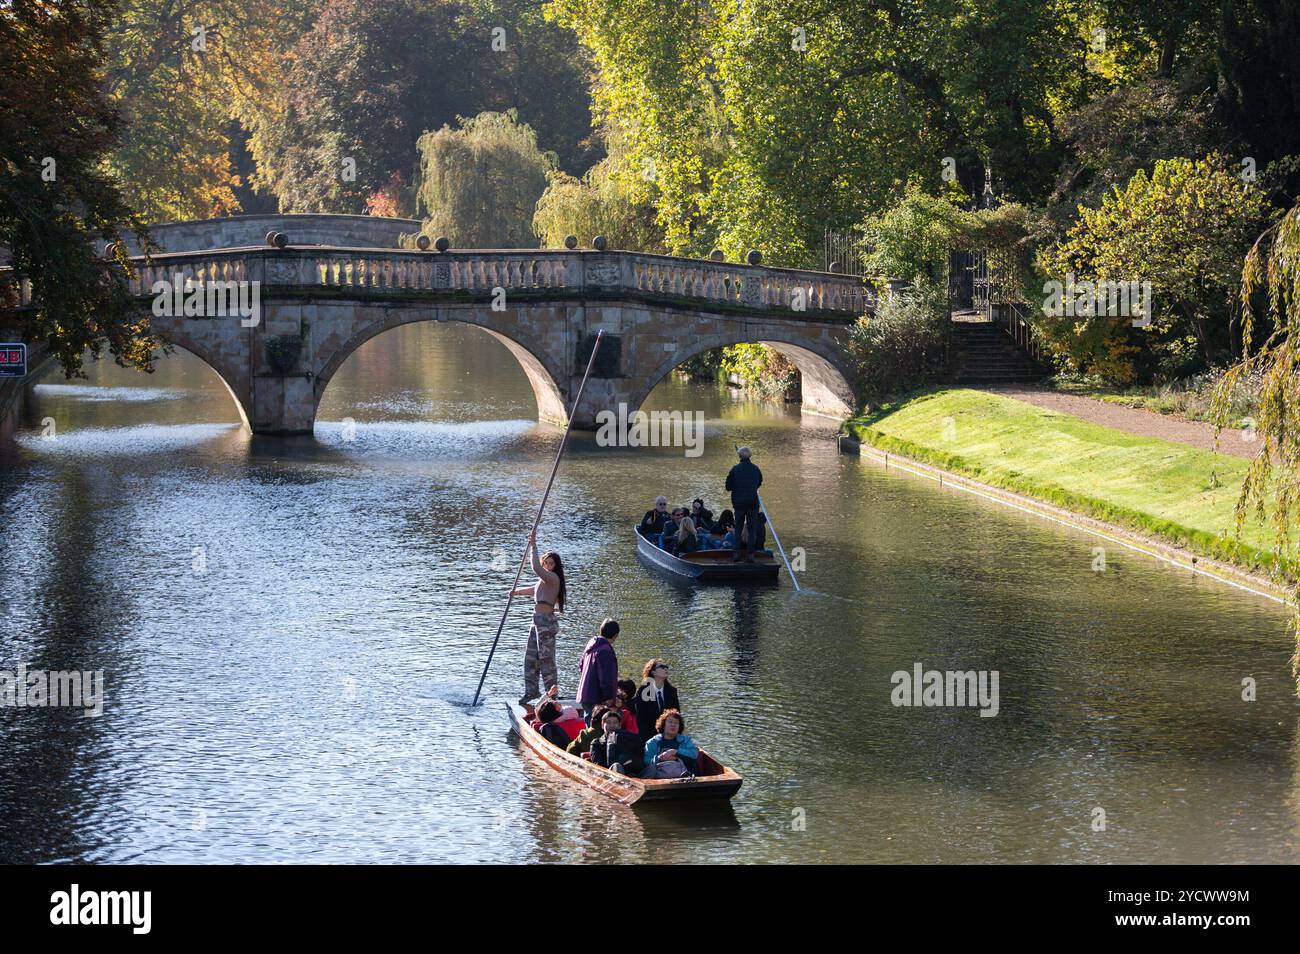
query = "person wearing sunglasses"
xmin=634 ymin=658 xmax=681 ymax=744
xmin=638 ymin=495 xmax=671 ymax=543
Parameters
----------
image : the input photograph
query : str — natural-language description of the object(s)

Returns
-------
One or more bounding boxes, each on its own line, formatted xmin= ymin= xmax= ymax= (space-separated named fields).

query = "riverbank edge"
xmin=838 ymin=424 xmax=1294 ymax=605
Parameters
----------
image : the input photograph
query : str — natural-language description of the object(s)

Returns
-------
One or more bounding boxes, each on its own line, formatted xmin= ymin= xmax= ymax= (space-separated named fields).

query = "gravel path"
xmin=978 ymin=385 xmax=1261 ymax=460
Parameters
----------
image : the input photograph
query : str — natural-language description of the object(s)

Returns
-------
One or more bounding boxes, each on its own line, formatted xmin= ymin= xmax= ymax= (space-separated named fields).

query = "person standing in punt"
xmin=577 ymin=618 xmax=620 ymax=724
xmin=634 ymin=658 xmax=680 ymax=743
xmin=513 ymin=530 xmax=566 ymax=705
xmin=725 ymin=446 xmax=763 ymax=563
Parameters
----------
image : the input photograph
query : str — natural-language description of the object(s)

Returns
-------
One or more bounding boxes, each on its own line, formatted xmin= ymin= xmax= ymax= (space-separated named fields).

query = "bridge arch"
xmin=629 ymin=329 xmax=857 ymax=420
xmin=311 ymin=306 xmax=568 ymax=426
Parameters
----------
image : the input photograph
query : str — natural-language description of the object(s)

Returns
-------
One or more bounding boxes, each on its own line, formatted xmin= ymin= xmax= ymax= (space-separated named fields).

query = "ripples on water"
xmin=1 ymin=322 xmax=1297 ymax=863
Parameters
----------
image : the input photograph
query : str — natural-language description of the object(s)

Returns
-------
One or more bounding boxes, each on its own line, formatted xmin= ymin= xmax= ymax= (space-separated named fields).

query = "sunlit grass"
xmin=846 ymin=387 xmax=1289 ymax=577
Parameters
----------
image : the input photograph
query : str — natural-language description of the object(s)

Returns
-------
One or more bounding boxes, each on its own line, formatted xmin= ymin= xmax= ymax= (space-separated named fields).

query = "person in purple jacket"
xmin=577 ymin=618 xmax=620 ymax=724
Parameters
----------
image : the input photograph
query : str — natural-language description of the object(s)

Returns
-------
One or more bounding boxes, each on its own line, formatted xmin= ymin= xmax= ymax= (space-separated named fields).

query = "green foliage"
xmin=676 ymin=349 xmax=723 ymax=382
xmin=1043 ymin=77 xmax=1223 ymax=239
xmin=1212 ymin=199 xmax=1300 ymax=686
xmin=847 ymin=281 xmax=952 ymax=406
xmin=414 ymin=111 xmax=553 ymax=248
xmin=547 ymin=0 xmax=1106 ymax=266
xmin=1036 ymin=155 xmax=1270 ymax=384
xmin=718 ymin=343 xmax=798 ymax=399
xmin=1 ymin=0 xmax=157 ymax=376
xmin=533 ymin=146 xmax=666 ymax=252
xmin=860 ymin=188 xmax=971 ymax=286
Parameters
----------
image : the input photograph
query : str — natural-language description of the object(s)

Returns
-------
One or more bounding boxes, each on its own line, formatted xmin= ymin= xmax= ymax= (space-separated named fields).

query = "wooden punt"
xmin=634 ymin=526 xmax=780 ymax=583
xmin=506 ymin=701 xmax=743 ymax=805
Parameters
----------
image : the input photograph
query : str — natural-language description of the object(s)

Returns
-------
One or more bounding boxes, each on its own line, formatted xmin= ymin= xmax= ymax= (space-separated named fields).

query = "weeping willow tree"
xmin=1213 ymin=201 xmax=1300 ymax=688
xmin=414 ymin=111 xmax=554 ymax=249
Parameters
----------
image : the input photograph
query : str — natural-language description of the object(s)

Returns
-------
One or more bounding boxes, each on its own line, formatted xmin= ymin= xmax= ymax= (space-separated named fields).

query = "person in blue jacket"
xmin=642 ymin=709 xmax=698 ymax=778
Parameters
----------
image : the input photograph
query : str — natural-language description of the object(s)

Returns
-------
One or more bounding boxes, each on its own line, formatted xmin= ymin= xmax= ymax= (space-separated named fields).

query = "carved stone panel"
xmin=587 ymin=262 xmax=620 ymax=287
xmin=433 ymin=263 xmax=451 ymax=289
xmin=264 ymin=259 xmax=300 ymax=285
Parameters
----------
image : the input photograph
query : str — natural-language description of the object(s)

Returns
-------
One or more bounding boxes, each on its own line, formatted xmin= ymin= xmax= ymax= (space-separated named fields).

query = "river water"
xmin=1 ymin=322 xmax=1297 ymax=863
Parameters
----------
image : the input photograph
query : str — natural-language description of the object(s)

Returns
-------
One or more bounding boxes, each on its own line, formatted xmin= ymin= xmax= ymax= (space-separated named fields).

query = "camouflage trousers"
xmin=523 ymin=611 xmax=559 ymax=701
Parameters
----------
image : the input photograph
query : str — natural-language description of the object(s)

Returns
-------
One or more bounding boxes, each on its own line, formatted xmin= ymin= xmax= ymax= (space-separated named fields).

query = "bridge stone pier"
xmin=4 ymin=218 xmax=872 ymax=435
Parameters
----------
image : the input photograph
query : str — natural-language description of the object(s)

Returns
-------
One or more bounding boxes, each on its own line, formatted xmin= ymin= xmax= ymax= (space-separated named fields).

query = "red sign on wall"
xmin=0 ymin=343 xmax=27 ymax=377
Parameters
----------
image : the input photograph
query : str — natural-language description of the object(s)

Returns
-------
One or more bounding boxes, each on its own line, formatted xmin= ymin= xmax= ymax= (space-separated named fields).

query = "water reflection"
xmin=0 ymin=321 xmax=1296 ymax=863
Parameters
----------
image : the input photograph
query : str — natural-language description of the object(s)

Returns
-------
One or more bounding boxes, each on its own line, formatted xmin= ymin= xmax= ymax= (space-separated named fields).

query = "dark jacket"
xmin=690 ymin=507 xmax=714 ymax=532
xmin=589 ymin=729 xmax=644 ymax=774
xmin=577 ymin=635 xmax=618 ymax=707
xmin=725 ymin=459 xmax=763 ymax=506
xmin=639 ymin=509 xmax=668 ymax=537
xmin=538 ymin=721 xmax=569 ymax=749
xmin=634 ymin=679 xmax=681 ymax=743
xmin=674 ymin=533 xmax=700 ymax=554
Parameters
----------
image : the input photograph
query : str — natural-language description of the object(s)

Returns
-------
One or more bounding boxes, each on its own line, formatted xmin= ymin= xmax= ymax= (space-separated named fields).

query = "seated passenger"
xmin=755 ymin=511 xmax=769 ymax=553
xmin=634 ymin=659 xmax=681 ymax=743
xmin=535 ymin=698 xmax=571 ymax=749
xmin=715 ymin=510 xmax=736 ymax=548
xmin=639 ymin=496 xmax=670 ymax=538
xmin=673 ymin=516 xmax=700 ymax=555
xmin=566 ymin=704 xmax=610 ymax=756
xmin=690 ymin=498 xmax=715 ymax=533
xmin=612 ymin=679 xmax=640 ymax=736
xmin=642 ymin=709 xmax=698 ymax=779
xmin=661 ymin=507 xmax=685 ymax=551
xmin=589 ymin=709 xmax=645 ymax=775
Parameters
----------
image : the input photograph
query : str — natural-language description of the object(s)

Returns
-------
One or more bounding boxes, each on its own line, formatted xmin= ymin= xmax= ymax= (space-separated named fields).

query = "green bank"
xmin=844 ymin=388 xmax=1287 ymax=578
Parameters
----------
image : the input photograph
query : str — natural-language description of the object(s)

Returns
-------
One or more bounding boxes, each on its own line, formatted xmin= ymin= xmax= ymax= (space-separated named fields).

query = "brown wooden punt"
xmin=507 ymin=701 xmax=743 ymax=805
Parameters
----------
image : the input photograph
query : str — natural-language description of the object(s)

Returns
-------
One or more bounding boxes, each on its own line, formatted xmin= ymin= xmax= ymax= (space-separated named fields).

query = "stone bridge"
xmin=3 ymin=216 xmax=871 ymax=435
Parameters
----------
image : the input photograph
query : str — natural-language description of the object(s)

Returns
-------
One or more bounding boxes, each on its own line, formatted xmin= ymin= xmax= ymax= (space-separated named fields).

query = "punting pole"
xmin=757 ymin=490 xmax=802 ymax=592
xmin=470 ymin=330 xmax=605 ymax=708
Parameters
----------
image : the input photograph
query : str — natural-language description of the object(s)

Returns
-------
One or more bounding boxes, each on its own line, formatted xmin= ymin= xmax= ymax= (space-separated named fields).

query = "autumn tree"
xmin=0 ymin=0 xmax=156 ymax=375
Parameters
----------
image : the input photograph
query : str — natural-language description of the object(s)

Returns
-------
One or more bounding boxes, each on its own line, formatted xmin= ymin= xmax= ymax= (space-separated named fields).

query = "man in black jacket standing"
xmin=725 ymin=446 xmax=763 ymax=563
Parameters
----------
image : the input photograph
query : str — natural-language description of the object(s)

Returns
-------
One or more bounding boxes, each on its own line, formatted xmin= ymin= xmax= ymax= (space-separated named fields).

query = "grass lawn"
xmin=845 ymin=388 xmax=1287 ymax=576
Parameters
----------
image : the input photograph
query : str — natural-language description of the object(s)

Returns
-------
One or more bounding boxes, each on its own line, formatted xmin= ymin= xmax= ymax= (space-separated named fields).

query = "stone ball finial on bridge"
xmin=265 ymin=230 xmax=278 ymax=246
xmin=272 ymin=232 xmax=289 ymax=249
xmin=709 ymin=249 xmax=725 ymax=262
xmin=563 ymin=235 xmax=578 ymax=250
xmin=592 ymin=235 xmax=607 ymax=251
xmin=416 ymin=234 xmax=431 ymax=250
xmin=746 ymin=249 xmax=762 ymax=266
xmin=434 ymin=236 xmax=450 ymax=252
